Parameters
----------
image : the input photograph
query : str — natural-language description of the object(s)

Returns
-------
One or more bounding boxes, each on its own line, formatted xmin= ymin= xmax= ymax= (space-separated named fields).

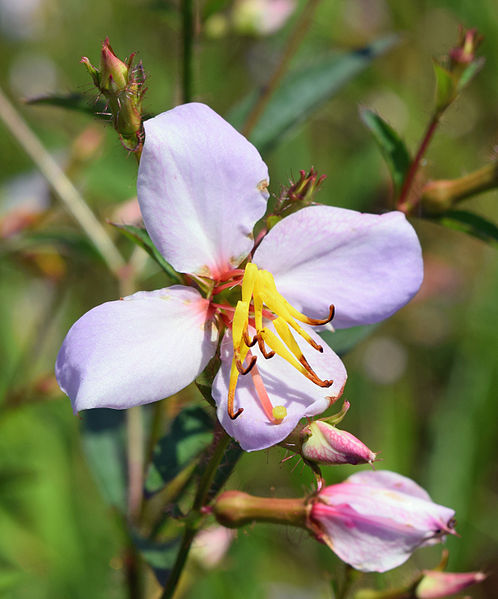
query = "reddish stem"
xmin=397 ymin=115 xmax=440 ymax=214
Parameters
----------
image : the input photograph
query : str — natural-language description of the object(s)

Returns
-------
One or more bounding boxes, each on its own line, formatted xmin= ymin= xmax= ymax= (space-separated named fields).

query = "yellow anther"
xmin=272 ymin=405 xmax=287 ymax=423
xmin=272 ymin=317 xmax=302 ymax=360
xmin=241 ymin=263 xmax=258 ymax=303
xmin=227 ymin=262 xmax=334 ymax=423
xmin=259 ymin=328 xmax=309 ymax=377
xmin=259 ymin=288 xmax=321 ymax=351
xmin=232 ymin=300 xmax=250 ymax=350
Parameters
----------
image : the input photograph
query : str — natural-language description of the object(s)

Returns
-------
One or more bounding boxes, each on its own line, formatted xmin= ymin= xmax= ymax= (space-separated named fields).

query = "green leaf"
xmin=145 ymin=405 xmax=214 ymax=495
xmin=81 ymin=409 xmax=127 ymax=512
xmin=456 ymin=57 xmax=485 ymax=94
xmin=320 ymin=324 xmax=379 ymax=356
xmin=133 ymin=533 xmax=181 ymax=586
xmin=207 ymin=439 xmax=243 ymax=501
xmin=195 ymin=356 xmax=221 ymax=407
xmin=433 ymin=60 xmax=456 ymax=112
xmin=435 ymin=209 xmax=498 ymax=246
xmin=0 ymin=229 xmax=102 ymax=263
xmin=228 ymin=35 xmax=398 ymax=153
xmin=359 ymin=108 xmax=411 ymax=195
xmin=111 ymin=223 xmax=182 ymax=283
xmin=25 ymin=93 xmax=108 ymax=118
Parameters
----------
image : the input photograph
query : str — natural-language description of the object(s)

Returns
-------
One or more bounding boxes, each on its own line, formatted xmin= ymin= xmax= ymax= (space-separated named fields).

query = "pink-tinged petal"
xmin=312 ymin=500 xmax=429 ymax=572
xmin=253 ymin=206 xmax=423 ymax=329
xmin=56 ymin=286 xmax=217 ymax=411
xmin=346 ymin=470 xmax=433 ymax=502
xmin=212 ymin=324 xmax=347 ymax=451
xmin=138 ymin=103 xmax=269 ymax=278
xmin=416 ymin=570 xmax=487 ymax=598
xmin=312 ymin=471 xmax=456 ymax=572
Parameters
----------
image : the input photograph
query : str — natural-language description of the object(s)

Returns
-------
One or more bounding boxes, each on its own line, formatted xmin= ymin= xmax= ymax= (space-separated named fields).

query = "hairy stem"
xmin=0 ymin=86 xmax=125 ymax=276
xmin=160 ymin=429 xmax=231 ymax=599
xmin=242 ymin=0 xmax=322 ymax=137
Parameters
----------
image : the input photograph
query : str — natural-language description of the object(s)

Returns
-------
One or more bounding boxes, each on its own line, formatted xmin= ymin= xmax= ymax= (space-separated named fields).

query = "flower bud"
xmin=415 ymin=570 xmax=486 ymax=598
xmin=80 ymin=38 xmax=145 ymax=153
xmin=309 ymin=470 xmax=456 ymax=572
xmin=100 ymin=38 xmax=129 ymax=92
xmin=301 ymin=420 xmax=376 ymax=466
xmin=449 ymin=27 xmax=483 ymax=67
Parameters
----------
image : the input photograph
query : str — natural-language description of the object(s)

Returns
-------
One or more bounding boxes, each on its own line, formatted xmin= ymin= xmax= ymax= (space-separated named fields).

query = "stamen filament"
xmin=249 ymin=358 xmax=286 ymax=424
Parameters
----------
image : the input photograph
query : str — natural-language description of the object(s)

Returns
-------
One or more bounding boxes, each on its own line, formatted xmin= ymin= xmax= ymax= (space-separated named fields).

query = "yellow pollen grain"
xmin=272 ymin=405 xmax=287 ymax=423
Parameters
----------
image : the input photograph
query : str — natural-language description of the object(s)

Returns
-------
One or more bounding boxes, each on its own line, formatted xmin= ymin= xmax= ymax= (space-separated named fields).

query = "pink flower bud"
xmin=301 ymin=420 xmax=376 ymax=466
xmin=309 ymin=470 xmax=456 ymax=573
xmin=416 ymin=570 xmax=486 ymax=598
xmin=100 ymin=38 xmax=129 ymax=93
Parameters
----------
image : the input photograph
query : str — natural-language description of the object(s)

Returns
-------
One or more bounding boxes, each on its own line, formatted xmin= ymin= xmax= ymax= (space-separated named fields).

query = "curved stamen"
xmin=257 ymin=335 xmax=275 ymax=359
xmin=243 ymin=329 xmax=258 ymax=347
xmin=228 ymin=407 xmax=244 ymax=420
xmin=304 ymin=304 xmax=335 ymax=326
xmin=235 ymin=354 xmax=257 ymax=375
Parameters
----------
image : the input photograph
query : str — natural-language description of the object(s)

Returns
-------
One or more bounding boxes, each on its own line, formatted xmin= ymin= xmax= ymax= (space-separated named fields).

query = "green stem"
xmin=159 ymin=429 xmax=231 ymax=599
xmin=181 ymin=0 xmax=194 ymax=103
xmin=242 ymin=0 xmax=322 ymax=137
xmin=421 ymin=161 xmax=498 ymax=214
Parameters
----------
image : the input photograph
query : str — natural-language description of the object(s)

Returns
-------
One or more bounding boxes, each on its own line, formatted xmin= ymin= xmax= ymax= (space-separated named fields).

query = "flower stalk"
xmin=421 ymin=161 xmax=498 ymax=214
xmin=213 ymin=491 xmax=309 ymax=529
xmin=160 ymin=428 xmax=231 ymax=599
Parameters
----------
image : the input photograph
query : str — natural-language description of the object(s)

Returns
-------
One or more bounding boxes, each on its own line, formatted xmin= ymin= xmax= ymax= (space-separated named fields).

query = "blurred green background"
xmin=0 ymin=0 xmax=497 ymax=597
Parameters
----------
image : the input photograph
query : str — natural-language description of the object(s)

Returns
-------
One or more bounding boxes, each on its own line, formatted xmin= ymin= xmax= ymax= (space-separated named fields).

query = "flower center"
xmin=227 ymin=263 xmax=335 ymax=424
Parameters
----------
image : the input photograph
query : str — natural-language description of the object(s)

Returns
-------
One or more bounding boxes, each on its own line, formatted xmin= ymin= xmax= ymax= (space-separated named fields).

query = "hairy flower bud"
xmin=100 ymin=39 xmax=129 ymax=92
xmin=416 ymin=570 xmax=486 ymax=598
xmin=301 ymin=420 xmax=376 ymax=465
xmin=309 ymin=470 xmax=456 ymax=572
xmin=81 ymin=38 xmax=145 ymax=153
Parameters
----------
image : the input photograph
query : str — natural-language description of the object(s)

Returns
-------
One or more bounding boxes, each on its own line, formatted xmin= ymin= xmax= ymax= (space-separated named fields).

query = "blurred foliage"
xmin=0 ymin=0 xmax=497 ymax=598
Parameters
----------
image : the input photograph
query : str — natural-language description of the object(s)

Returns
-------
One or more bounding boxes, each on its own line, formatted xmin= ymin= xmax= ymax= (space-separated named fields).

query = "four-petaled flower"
xmin=55 ymin=103 xmax=423 ymax=451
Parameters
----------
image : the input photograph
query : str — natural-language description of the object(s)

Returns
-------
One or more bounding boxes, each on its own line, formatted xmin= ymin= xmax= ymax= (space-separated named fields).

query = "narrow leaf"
xmin=81 ymin=409 xmax=127 ymax=512
xmin=208 ymin=439 xmax=243 ymax=501
xmin=111 ymin=223 xmax=182 ymax=283
xmin=228 ymin=35 xmax=398 ymax=153
xmin=435 ymin=210 xmax=498 ymax=246
xmin=360 ymin=108 xmax=411 ymax=194
xmin=456 ymin=57 xmax=485 ymax=94
xmin=145 ymin=405 xmax=214 ymax=495
xmin=433 ymin=61 xmax=456 ymax=112
xmin=133 ymin=533 xmax=181 ymax=586
xmin=25 ymin=93 xmax=108 ymax=118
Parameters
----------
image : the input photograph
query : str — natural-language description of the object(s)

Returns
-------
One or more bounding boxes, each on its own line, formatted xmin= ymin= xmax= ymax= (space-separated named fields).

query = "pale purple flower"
xmin=416 ymin=570 xmax=486 ymax=598
xmin=55 ymin=103 xmax=423 ymax=451
xmin=309 ymin=470 xmax=456 ymax=572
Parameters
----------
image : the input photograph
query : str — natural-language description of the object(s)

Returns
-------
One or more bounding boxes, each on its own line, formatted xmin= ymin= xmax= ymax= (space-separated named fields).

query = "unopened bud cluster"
xmin=81 ymin=38 xmax=146 ymax=153
xmin=268 ymin=167 xmax=326 ymax=229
